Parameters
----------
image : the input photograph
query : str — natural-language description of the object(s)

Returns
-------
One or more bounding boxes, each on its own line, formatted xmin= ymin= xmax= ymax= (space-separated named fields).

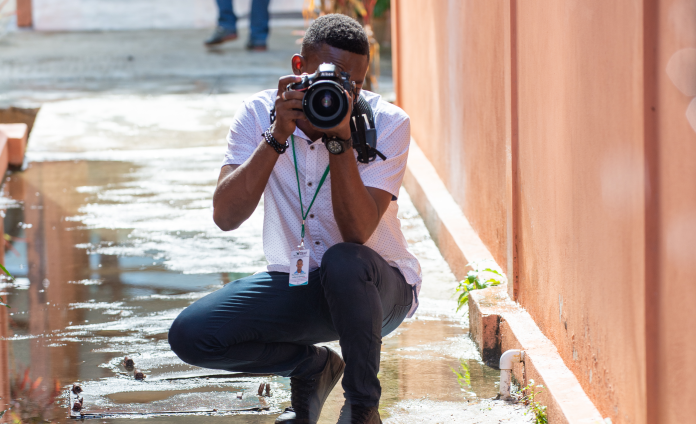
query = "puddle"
xmin=0 ymin=95 xmax=530 ymax=423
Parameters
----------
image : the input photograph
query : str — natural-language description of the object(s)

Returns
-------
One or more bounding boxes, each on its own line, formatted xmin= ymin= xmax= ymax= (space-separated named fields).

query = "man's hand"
xmin=213 ymin=75 xmax=310 ymax=231
xmin=271 ymin=75 xmax=305 ymax=142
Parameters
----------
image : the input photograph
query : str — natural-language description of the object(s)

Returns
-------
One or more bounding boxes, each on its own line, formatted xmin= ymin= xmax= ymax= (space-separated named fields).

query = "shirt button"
xmin=307 ymin=182 xmax=313 ymax=187
xmin=309 ymin=214 xmax=314 ymax=218
xmin=310 ymin=145 xmax=315 ymax=150
xmin=315 ymin=241 xmax=320 ymax=245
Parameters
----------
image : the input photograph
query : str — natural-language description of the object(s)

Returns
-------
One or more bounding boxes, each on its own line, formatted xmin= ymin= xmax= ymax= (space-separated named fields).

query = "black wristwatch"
xmin=322 ymin=134 xmax=352 ymax=155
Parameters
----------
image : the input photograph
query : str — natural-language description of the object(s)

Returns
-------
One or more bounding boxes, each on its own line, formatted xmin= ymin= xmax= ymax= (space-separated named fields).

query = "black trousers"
xmin=168 ymin=243 xmax=413 ymax=407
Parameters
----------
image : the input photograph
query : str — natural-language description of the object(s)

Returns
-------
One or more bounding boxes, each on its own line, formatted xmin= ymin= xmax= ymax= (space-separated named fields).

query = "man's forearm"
xmin=213 ymin=142 xmax=279 ymax=231
xmin=328 ymin=152 xmax=384 ymax=244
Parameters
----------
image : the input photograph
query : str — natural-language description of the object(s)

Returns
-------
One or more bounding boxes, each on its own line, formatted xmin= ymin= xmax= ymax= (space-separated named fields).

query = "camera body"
xmin=287 ymin=63 xmax=355 ymax=130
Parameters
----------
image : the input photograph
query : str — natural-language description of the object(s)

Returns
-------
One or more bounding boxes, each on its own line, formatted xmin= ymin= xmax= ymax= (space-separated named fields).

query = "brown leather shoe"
xmin=275 ymin=348 xmax=345 ymax=423
xmin=336 ymin=402 xmax=382 ymax=424
xmin=204 ymin=26 xmax=238 ymax=46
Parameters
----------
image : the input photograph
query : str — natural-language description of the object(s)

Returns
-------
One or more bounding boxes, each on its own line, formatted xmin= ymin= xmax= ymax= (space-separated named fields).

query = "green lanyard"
xmin=291 ymin=134 xmax=330 ymax=246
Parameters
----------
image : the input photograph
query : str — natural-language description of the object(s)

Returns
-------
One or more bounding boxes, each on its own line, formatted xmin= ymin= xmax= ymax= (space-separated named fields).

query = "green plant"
xmin=373 ymin=0 xmax=390 ymax=18
xmin=454 ymin=261 xmax=505 ymax=312
xmin=8 ymin=368 xmax=61 ymax=423
xmin=0 ymin=261 xmax=13 ymax=308
xmin=450 ymin=359 xmax=471 ymax=388
xmin=518 ymin=379 xmax=547 ymax=424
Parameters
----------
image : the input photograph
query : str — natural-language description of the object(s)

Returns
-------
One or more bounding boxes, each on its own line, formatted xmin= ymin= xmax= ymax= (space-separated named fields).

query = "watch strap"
xmin=322 ymin=134 xmax=353 ymax=154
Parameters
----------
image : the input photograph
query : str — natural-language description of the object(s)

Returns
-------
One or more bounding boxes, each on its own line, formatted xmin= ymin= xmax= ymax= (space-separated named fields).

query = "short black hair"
xmin=302 ymin=14 xmax=370 ymax=58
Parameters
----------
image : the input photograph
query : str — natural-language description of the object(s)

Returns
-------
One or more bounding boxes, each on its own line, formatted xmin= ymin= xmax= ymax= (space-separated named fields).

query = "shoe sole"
xmin=204 ymin=35 xmax=238 ymax=46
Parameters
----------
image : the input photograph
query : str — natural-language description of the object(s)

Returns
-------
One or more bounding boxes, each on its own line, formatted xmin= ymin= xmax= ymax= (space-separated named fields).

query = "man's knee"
xmin=168 ymin=310 xmax=217 ymax=367
xmin=321 ymin=242 xmax=375 ymax=270
xmin=320 ymin=243 xmax=379 ymax=291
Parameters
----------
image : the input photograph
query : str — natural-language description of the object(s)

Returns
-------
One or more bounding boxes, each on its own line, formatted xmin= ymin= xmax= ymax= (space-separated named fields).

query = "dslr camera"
xmin=287 ymin=63 xmax=355 ymax=130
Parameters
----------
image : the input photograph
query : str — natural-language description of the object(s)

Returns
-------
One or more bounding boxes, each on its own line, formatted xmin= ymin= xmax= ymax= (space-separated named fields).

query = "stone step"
xmin=0 ymin=123 xmax=28 ymax=167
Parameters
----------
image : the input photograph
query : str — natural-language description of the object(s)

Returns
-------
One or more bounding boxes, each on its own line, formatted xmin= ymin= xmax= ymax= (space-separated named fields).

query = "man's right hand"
xmin=213 ymin=76 xmax=308 ymax=232
xmin=271 ymin=75 xmax=306 ymax=142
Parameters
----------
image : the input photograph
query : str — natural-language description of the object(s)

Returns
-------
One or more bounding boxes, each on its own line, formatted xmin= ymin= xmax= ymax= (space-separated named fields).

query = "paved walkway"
xmin=0 ymin=26 xmax=392 ymax=107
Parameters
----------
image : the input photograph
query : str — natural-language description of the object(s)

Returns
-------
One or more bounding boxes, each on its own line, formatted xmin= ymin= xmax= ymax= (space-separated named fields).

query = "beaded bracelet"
xmin=262 ymin=127 xmax=288 ymax=154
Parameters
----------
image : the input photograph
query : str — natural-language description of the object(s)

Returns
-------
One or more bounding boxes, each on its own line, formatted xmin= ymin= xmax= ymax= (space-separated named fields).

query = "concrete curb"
xmin=402 ymin=140 xmax=495 ymax=279
xmin=0 ymin=123 xmax=28 ymax=168
xmin=403 ymin=138 xmax=606 ymax=424
xmin=0 ymin=132 xmax=7 ymax=180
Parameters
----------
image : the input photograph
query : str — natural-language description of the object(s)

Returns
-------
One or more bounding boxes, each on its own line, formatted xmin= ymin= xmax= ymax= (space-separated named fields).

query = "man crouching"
xmin=169 ymin=14 xmax=421 ymax=424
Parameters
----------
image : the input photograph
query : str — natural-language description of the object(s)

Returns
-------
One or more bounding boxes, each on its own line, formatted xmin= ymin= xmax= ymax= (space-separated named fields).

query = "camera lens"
xmin=303 ymin=81 xmax=349 ymax=129
xmin=321 ymin=93 xmax=332 ymax=108
xmin=313 ymin=90 xmax=340 ymax=118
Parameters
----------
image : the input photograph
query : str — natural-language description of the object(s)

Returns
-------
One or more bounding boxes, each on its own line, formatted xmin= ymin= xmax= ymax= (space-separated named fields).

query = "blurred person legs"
xmin=247 ymin=0 xmax=271 ymax=50
xmin=205 ymin=0 xmax=271 ymax=49
xmin=205 ymin=0 xmax=239 ymax=45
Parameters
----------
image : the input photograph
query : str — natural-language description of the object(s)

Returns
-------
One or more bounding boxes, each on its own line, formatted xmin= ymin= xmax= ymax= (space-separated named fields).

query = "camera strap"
xmin=350 ymin=95 xmax=387 ymax=164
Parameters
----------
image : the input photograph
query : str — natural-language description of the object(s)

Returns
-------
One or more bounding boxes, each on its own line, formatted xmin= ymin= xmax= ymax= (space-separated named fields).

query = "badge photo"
xmin=289 ymin=249 xmax=310 ymax=286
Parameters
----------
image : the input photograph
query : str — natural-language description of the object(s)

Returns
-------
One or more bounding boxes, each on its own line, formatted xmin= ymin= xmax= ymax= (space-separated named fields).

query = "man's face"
xmin=296 ymin=259 xmax=303 ymax=272
xmin=298 ymin=44 xmax=369 ymax=98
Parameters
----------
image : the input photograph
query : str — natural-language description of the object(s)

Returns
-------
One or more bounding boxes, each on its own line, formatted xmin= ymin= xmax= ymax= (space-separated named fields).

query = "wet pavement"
xmin=0 ymin=26 xmax=531 ymax=423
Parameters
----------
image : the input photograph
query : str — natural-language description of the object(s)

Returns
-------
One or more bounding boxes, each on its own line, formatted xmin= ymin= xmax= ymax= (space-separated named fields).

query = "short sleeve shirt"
xmin=222 ymin=89 xmax=422 ymax=317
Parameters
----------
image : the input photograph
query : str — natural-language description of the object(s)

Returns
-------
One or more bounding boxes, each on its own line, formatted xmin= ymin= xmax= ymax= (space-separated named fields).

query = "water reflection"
xmin=0 ymin=116 xmax=526 ymax=423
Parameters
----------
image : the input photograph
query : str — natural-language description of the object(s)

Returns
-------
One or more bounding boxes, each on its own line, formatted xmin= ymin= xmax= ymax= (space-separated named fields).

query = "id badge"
xmin=289 ymin=249 xmax=310 ymax=286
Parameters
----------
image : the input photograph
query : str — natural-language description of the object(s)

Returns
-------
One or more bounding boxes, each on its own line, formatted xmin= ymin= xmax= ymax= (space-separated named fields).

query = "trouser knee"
xmin=320 ymin=243 xmax=376 ymax=275
xmin=168 ymin=311 xmax=214 ymax=367
xmin=320 ymin=243 xmax=378 ymax=293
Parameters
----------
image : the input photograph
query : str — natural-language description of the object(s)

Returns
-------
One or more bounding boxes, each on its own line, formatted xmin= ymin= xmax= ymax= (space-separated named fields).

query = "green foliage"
xmin=454 ymin=261 xmax=505 ymax=312
xmin=0 ymin=262 xmax=12 ymax=308
xmin=450 ymin=359 xmax=471 ymax=388
xmin=373 ymin=0 xmax=390 ymax=18
xmin=517 ymin=379 xmax=547 ymax=424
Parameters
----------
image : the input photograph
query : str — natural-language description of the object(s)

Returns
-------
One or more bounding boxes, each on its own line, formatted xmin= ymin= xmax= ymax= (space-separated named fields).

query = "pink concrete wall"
xmin=393 ymin=0 xmax=508 ymax=268
xmin=16 ymin=0 xmax=32 ymax=27
xmin=393 ymin=0 xmax=696 ymax=422
xmin=514 ymin=2 xmax=646 ymax=421
xmin=646 ymin=1 xmax=696 ymax=422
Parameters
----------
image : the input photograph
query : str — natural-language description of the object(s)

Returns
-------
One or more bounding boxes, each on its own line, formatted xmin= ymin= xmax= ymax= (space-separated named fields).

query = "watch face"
xmin=327 ymin=139 xmax=344 ymax=154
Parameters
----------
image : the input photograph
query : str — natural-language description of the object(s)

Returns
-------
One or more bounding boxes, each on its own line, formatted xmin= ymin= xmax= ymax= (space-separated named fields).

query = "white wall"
xmin=0 ymin=0 xmax=17 ymax=35
xmin=32 ymin=0 xmax=305 ymax=31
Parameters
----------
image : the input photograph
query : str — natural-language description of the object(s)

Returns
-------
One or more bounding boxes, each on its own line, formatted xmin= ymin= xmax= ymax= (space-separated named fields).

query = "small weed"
xmin=454 ymin=260 xmax=505 ymax=312
xmin=7 ymin=368 xmax=61 ymax=423
xmin=0 ymin=262 xmax=13 ymax=308
xmin=450 ymin=360 xmax=471 ymax=388
xmin=515 ymin=379 xmax=547 ymax=424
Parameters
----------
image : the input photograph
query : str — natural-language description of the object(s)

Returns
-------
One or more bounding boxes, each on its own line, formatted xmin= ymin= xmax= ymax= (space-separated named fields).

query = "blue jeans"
xmin=168 ymin=243 xmax=413 ymax=407
xmin=217 ymin=0 xmax=271 ymax=45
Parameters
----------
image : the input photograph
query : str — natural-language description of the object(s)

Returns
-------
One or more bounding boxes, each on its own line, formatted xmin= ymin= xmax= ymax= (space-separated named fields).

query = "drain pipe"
xmin=499 ymin=349 xmax=525 ymax=399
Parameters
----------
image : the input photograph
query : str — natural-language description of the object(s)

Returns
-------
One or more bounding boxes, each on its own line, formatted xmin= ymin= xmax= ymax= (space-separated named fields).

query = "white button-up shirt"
xmin=222 ymin=89 xmax=422 ymax=316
